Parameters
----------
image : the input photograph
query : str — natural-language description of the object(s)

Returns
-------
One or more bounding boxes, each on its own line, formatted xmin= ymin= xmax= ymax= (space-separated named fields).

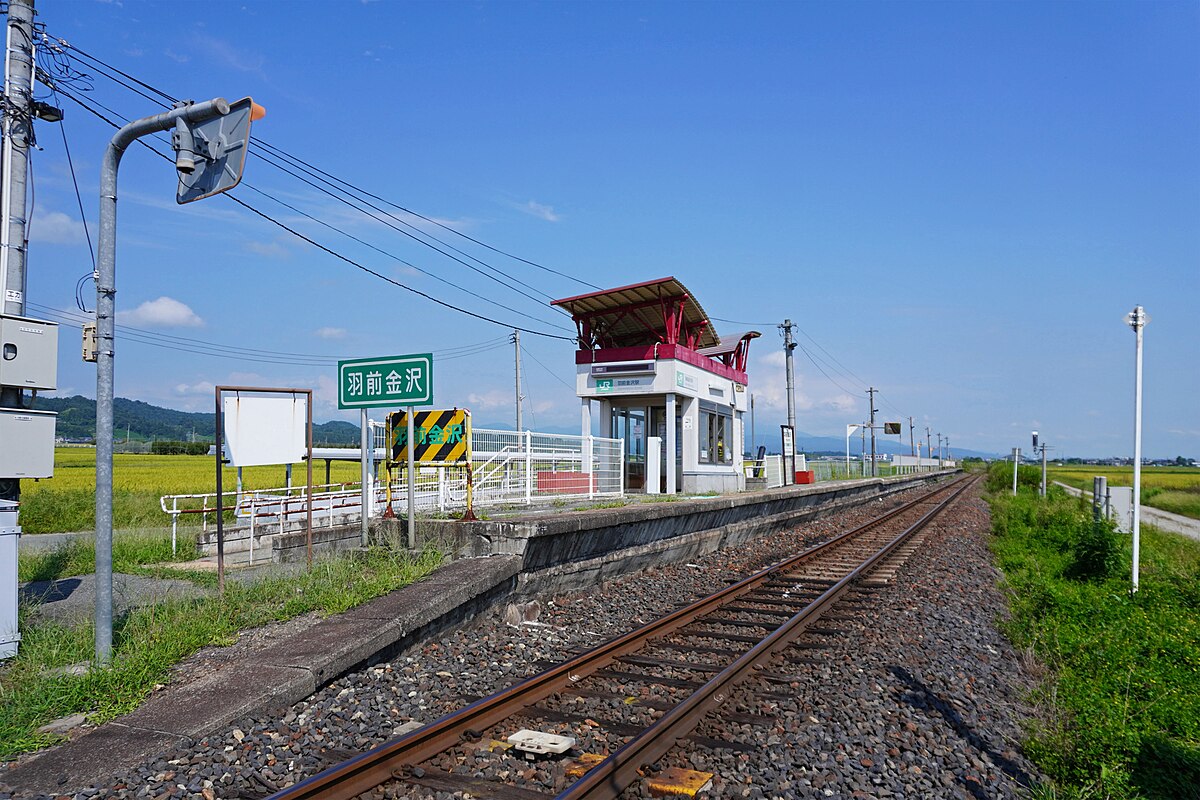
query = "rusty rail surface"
xmin=267 ymin=474 xmax=976 ymax=800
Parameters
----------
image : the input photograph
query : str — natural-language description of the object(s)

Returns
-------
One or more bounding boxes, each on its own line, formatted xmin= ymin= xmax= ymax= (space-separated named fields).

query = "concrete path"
xmin=1053 ymin=481 xmax=1200 ymax=543
xmin=20 ymin=573 xmax=214 ymax=625
xmin=16 ymin=531 xmax=94 ymax=553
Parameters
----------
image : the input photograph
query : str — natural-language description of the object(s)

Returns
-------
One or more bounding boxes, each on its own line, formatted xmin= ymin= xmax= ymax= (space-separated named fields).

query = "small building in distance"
xmin=552 ymin=277 xmax=758 ymax=494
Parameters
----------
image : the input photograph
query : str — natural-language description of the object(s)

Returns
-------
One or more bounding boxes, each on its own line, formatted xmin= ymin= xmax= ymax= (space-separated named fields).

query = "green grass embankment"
xmin=984 ymin=463 xmax=1200 ymax=800
xmin=2 ymin=539 xmax=442 ymax=759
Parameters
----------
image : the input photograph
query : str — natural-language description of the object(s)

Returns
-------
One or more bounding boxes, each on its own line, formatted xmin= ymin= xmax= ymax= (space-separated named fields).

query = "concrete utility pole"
xmin=0 ymin=0 xmax=35 ymax=506
xmin=512 ymin=329 xmax=522 ymax=432
xmin=0 ymin=0 xmax=33 ymax=321
xmin=908 ymin=416 xmax=915 ymax=457
xmin=867 ymin=387 xmax=878 ymax=477
xmin=1040 ymin=442 xmax=1047 ymax=497
xmin=860 ymin=423 xmax=866 ymax=477
xmin=937 ymin=432 xmax=943 ymax=468
xmin=779 ymin=319 xmax=797 ymax=431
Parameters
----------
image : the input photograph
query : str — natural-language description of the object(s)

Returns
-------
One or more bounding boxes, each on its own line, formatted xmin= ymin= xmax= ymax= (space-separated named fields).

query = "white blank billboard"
xmin=223 ymin=395 xmax=307 ymax=467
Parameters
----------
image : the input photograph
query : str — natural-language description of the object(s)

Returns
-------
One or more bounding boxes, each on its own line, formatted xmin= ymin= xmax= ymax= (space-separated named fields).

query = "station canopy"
xmin=697 ymin=330 xmax=761 ymax=373
xmin=551 ymin=276 xmax=720 ymax=351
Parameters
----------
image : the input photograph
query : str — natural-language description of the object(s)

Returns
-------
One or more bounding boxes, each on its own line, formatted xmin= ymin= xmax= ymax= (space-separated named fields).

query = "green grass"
xmin=20 ymin=448 xmax=365 ymax=534
xmin=984 ymin=463 xmax=1200 ymax=799
xmin=0 ymin=544 xmax=443 ymax=759
xmin=17 ymin=529 xmax=204 ymax=584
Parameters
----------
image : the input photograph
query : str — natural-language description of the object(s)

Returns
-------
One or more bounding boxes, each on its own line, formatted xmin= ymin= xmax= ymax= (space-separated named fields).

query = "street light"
xmin=1125 ymin=305 xmax=1149 ymax=593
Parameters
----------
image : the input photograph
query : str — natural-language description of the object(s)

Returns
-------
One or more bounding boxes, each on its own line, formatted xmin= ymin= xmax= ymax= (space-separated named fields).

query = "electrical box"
xmin=82 ymin=322 xmax=97 ymax=363
xmin=0 ymin=315 xmax=58 ymax=390
xmin=0 ymin=408 xmax=56 ymax=478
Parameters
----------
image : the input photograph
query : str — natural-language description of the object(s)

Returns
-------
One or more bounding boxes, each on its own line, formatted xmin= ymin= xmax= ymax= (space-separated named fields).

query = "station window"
xmin=699 ymin=401 xmax=733 ymax=465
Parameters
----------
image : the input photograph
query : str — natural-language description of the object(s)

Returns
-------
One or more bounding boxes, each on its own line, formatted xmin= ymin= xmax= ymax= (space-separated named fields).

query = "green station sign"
xmin=338 ymin=353 xmax=433 ymax=409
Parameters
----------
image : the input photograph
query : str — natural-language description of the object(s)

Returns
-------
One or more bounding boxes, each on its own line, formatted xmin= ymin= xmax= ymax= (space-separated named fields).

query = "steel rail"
xmin=266 ymin=475 xmax=970 ymax=800
xmin=558 ymin=474 xmax=978 ymax=799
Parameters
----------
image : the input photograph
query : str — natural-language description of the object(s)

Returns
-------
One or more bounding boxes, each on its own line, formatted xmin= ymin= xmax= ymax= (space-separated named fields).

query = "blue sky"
xmin=23 ymin=0 xmax=1199 ymax=458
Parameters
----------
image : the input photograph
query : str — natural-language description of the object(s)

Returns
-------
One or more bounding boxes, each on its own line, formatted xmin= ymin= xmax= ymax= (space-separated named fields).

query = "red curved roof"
xmin=551 ymin=276 xmax=719 ymax=350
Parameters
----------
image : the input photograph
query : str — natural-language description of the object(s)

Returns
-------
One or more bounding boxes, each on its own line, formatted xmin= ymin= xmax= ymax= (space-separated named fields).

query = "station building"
xmin=552 ymin=277 xmax=759 ymax=494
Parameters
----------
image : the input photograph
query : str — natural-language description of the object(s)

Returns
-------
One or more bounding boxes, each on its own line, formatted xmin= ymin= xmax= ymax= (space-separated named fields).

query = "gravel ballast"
xmin=1 ymin=480 xmax=1041 ymax=799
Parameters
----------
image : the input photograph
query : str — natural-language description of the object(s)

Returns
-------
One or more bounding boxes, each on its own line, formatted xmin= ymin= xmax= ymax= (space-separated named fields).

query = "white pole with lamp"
xmin=1125 ymin=305 xmax=1148 ymax=593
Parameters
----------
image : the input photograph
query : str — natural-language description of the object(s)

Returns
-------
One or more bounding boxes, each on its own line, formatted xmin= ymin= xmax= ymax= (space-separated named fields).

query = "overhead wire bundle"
xmin=33 ymin=34 xmax=591 ymax=348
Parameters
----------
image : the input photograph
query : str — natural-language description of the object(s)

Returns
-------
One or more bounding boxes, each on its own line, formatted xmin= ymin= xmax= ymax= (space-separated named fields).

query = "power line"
xmin=237 ymin=180 xmax=566 ymax=330
xmin=42 ymin=36 xmax=594 ymax=305
xmin=48 ymin=86 xmax=576 ymax=341
xmin=252 ymin=140 xmax=572 ymax=308
xmin=520 ymin=343 xmax=575 ymax=392
xmin=31 ymin=303 xmax=511 ymax=365
xmin=715 ymin=313 xmax=869 ymax=393
xmin=225 ymin=195 xmax=575 ymax=340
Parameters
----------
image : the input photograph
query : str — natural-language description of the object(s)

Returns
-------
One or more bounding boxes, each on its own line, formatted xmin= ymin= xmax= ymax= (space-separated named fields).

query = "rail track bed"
xmin=15 ymin=478 xmax=1040 ymax=800
xmin=259 ymin=475 xmax=1036 ymax=800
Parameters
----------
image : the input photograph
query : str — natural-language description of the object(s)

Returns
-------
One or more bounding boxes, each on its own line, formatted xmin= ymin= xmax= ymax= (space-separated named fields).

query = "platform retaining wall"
xmin=372 ymin=471 xmax=953 ymax=595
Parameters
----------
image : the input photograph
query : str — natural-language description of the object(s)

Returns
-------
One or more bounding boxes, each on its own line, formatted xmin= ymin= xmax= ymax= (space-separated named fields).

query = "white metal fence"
xmin=743 ymin=455 xmax=786 ymax=488
xmin=161 ymin=428 xmax=625 ymax=546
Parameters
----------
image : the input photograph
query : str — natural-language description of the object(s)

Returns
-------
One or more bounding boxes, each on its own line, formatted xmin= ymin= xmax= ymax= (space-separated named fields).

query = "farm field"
xmin=18 ymin=448 xmax=364 ymax=534
xmin=1048 ymin=465 xmax=1200 ymax=520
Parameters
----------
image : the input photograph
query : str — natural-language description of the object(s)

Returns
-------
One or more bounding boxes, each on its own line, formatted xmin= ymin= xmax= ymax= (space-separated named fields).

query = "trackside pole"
xmin=360 ymin=408 xmax=369 ymax=547
xmin=1012 ymin=447 xmax=1020 ymax=496
xmin=1126 ymin=305 xmax=1147 ymax=593
xmin=94 ymin=98 xmax=238 ymax=666
xmin=406 ymin=406 xmax=415 ymax=549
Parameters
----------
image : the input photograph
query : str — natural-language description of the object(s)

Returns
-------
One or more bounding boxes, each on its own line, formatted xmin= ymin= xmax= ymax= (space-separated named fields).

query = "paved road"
xmin=1053 ymin=481 xmax=1200 ymax=543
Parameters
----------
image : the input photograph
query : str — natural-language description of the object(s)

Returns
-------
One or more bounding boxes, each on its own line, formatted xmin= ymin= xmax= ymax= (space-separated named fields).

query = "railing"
xmin=743 ymin=455 xmax=785 ymax=488
xmin=161 ymin=428 xmax=626 ymax=551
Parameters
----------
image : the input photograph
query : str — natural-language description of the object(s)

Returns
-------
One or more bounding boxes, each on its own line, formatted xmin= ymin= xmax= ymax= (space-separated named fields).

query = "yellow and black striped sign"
xmin=387 ymin=408 xmax=471 ymax=463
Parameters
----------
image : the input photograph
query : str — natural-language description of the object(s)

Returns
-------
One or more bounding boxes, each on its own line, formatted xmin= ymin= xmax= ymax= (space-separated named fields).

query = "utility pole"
xmin=1032 ymin=431 xmax=1046 ymax=497
xmin=867 ymin=387 xmax=878 ymax=477
xmin=925 ymin=426 xmax=932 ymax=467
xmin=860 ymin=423 xmax=867 ymax=477
xmin=511 ymin=330 xmax=522 ymax=432
xmin=0 ymin=0 xmax=35 ymax=505
xmin=779 ymin=319 xmax=797 ymax=431
xmin=936 ymin=432 xmax=943 ymax=468
xmin=908 ymin=416 xmax=915 ymax=457
xmin=1040 ymin=442 xmax=1047 ymax=497
xmin=750 ymin=393 xmax=756 ymax=455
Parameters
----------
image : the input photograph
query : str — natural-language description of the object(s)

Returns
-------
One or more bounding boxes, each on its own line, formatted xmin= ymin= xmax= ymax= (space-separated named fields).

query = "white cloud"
xmin=29 ymin=210 xmax=86 ymax=244
xmin=520 ymin=200 xmax=561 ymax=222
xmin=823 ymin=393 xmax=858 ymax=412
xmin=192 ymin=34 xmax=266 ymax=77
xmin=119 ymin=297 xmax=204 ymax=328
xmin=468 ymin=389 xmax=513 ymax=410
xmin=174 ymin=381 xmax=215 ymax=397
xmin=245 ymin=240 xmax=289 ymax=259
xmin=315 ymin=327 xmax=346 ymax=340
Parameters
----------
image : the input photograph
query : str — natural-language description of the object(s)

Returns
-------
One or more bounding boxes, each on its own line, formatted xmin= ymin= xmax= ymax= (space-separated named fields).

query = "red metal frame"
xmin=575 ymin=345 xmax=748 ymax=383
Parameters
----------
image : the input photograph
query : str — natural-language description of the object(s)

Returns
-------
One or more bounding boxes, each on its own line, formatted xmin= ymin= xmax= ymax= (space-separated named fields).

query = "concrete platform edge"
xmin=0 ymin=555 xmax=521 ymax=796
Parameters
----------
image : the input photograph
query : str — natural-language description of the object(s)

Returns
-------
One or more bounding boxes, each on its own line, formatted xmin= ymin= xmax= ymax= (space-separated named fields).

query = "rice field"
xmin=1048 ymin=465 xmax=1200 ymax=520
xmin=18 ymin=448 xmax=364 ymax=534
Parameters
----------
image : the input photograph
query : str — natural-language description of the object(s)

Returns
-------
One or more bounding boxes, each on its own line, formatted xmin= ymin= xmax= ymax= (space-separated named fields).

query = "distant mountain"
xmin=35 ymin=395 xmax=362 ymax=446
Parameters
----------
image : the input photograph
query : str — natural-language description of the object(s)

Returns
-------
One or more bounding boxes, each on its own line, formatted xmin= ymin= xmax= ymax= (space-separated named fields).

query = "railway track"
xmin=268 ymin=475 xmax=977 ymax=800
